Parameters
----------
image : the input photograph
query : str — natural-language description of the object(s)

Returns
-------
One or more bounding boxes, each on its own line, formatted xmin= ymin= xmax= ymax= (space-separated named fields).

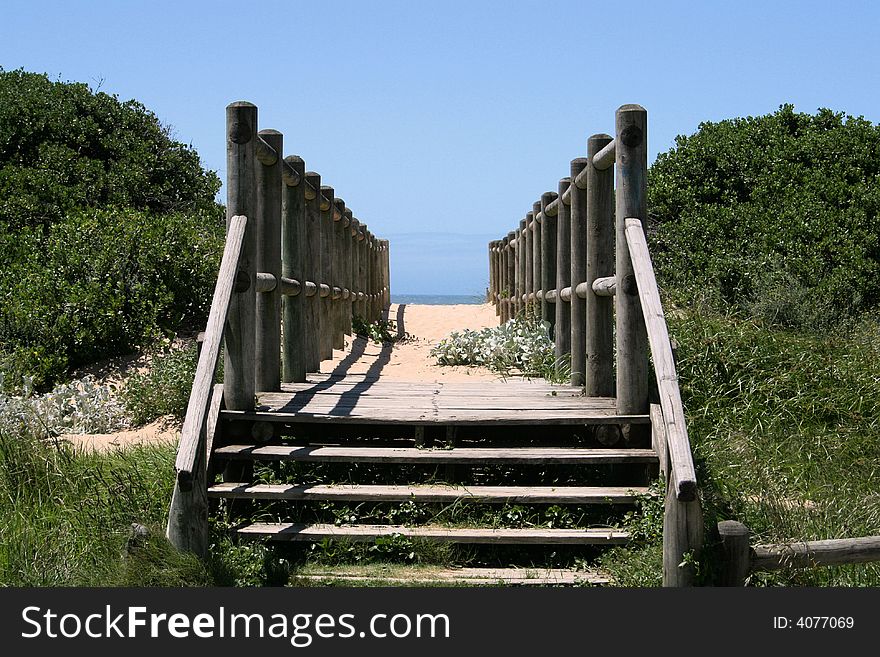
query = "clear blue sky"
xmin=3 ymin=1 xmax=879 ymax=294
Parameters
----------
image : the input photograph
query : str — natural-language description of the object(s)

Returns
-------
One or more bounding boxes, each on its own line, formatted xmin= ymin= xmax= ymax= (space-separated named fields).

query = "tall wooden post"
xmin=357 ymin=224 xmax=367 ymax=320
xmin=540 ymin=192 xmax=557 ymax=332
xmin=343 ymin=208 xmax=357 ymax=335
xmin=319 ymin=186 xmax=334 ymax=359
xmin=615 ymin=105 xmax=649 ymax=416
xmin=351 ymin=218 xmax=361 ymax=320
xmin=532 ymin=201 xmax=541 ymax=313
xmin=518 ymin=218 xmax=527 ymax=315
xmin=506 ymin=231 xmax=516 ymax=321
xmin=282 ymin=155 xmax=307 ymax=383
xmin=304 ymin=171 xmax=323 ymax=371
xmin=255 ymin=129 xmax=282 ymax=392
xmin=488 ymin=241 xmax=495 ymax=305
xmin=332 ymin=197 xmax=346 ymax=350
xmin=587 ymin=134 xmax=615 ymax=397
xmin=382 ymin=239 xmax=391 ymax=310
xmin=569 ymin=158 xmax=589 ymax=386
xmin=499 ymin=236 xmax=508 ymax=323
xmin=555 ymin=179 xmax=571 ymax=361
xmin=524 ymin=212 xmax=533 ymax=314
xmin=365 ymin=230 xmax=374 ymax=320
xmin=224 ymin=101 xmax=257 ymax=411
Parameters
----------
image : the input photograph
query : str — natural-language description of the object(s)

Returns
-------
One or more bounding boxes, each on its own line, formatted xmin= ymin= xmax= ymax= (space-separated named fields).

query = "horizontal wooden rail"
xmin=718 ymin=520 xmax=880 ymax=585
xmin=624 ymin=217 xmax=696 ymax=501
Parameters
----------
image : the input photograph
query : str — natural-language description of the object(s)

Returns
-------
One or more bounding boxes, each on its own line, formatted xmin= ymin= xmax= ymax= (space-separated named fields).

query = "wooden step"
xmin=236 ymin=522 xmax=629 ymax=545
xmin=213 ymin=444 xmax=658 ymax=465
xmin=294 ymin=566 xmax=608 ymax=586
xmin=209 ymin=482 xmax=649 ymax=504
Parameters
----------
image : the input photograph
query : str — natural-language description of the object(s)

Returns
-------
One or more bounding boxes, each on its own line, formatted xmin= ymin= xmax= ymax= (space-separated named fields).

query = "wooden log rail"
xmin=488 ymin=104 xmax=702 ymax=586
xmin=168 ymin=101 xmax=391 ymax=555
xmin=718 ymin=521 xmax=880 ymax=586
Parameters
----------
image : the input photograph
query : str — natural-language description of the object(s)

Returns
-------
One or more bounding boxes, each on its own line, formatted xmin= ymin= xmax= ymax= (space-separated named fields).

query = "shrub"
xmin=122 ymin=341 xmax=198 ymax=426
xmin=0 ymin=208 xmax=223 ymax=389
xmin=649 ymin=105 xmax=880 ymax=330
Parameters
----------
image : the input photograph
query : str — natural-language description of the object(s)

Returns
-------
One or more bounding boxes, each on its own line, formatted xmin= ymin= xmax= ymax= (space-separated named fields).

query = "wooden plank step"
xmin=221 ymin=409 xmax=650 ymax=426
xmin=295 ymin=566 xmax=608 ymax=586
xmin=213 ymin=444 xmax=658 ymax=464
xmin=209 ymin=482 xmax=649 ymax=503
xmin=236 ymin=522 xmax=629 ymax=544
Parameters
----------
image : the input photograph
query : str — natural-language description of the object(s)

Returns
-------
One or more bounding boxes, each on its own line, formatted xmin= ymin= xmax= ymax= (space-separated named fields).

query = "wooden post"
xmin=343 ymin=209 xmax=355 ymax=335
xmin=332 ymin=197 xmax=345 ymax=350
xmin=382 ymin=239 xmax=391 ymax=310
xmin=569 ymin=158 xmax=588 ymax=387
xmin=255 ymin=129 xmax=282 ymax=392
xmin=304 ymin=172 xmax=323 ymax=371
xmin=488 ymin=241 xmax=495 ymax=305
xmin=615 ymin=105 xmax=649 ymax=415
xmin=351 ymin=218 xmax=361 ymax=321
xmin=718 ymin=520 xmax=752 ymax=586
xmin=540 ymin=192 xmax=557 ymax=333
xmin=371 ymin=233 xmax=380 ymax=320
xmin=555 ymin=178 xmax=572 ymax=362
xmin=517 ymin=219 xmax=525 ymax=316
xmin=524 ymin=212 xmax=533 ymax=314
xmin=224 ymin=102 xmax=257 ymax=411
xmin=499 ymin=235 xmax=508 ymax=323
xmin=506 ymin=231 xmax=516 ymax=321
xmin=319 ymin=185 xmax=334 ymax=359
xmin=366 ymin=230 xmax=375 ymax=321
xmin=356 ymin=224 xmax=367 ymax=320
xmin=587 ymin=134 xmax=615 ymax=397
xmin=281 ymin=155 xmax=307 ymax=383
xmin=662 ymin=480 xmax=704 ymax=586
xmin=532 ymin=201 xmax=541 ymax=314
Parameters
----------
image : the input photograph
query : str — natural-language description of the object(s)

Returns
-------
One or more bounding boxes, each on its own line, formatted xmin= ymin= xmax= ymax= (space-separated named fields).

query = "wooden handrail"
xmin=624 ymin=217 xmax=697 ymax=501
xmin=174 ymin=214 xmax=248 ymax=489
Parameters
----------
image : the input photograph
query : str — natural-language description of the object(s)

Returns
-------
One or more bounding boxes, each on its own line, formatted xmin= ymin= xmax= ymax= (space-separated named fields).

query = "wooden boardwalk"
xmin=221 ymin=373 xmax=650 ymax=426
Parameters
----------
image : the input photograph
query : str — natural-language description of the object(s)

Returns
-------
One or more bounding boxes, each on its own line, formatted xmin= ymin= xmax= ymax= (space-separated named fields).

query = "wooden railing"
xmin=167 ymin=101 xmax=390 ymax=555
xmin=487 ymin=104 xmax=703 ymax=586
xmin=718 ymin=521 xmax=880 ymax=585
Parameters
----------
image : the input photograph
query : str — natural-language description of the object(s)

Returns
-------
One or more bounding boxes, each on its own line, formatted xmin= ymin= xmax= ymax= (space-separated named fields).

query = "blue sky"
xmin=3 ymin=1 xmax=879 ymax=294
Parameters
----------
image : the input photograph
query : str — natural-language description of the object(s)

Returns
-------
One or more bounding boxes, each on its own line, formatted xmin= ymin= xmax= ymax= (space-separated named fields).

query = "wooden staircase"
xmin=197 ymin=373 xmax=659 ymax=585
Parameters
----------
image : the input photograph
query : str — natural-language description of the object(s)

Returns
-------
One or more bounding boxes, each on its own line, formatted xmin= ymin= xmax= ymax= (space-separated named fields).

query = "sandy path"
xmin=320 ymin=303 xmax=502 ymax=382
xmin=66 ymin=304 xmax=502 ymax=451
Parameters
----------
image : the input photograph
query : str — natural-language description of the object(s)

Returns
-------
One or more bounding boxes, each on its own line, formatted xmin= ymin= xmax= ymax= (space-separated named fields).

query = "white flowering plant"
xmin=430 ymin=316 xmax=560 ymax=378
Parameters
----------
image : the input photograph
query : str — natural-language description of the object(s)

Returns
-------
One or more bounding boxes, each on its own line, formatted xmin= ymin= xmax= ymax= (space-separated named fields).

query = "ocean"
xmin=391 ymin=294 xmax=486 ymax=305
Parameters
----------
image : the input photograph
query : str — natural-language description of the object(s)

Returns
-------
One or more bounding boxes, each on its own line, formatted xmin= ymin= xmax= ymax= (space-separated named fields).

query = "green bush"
xmin=0 ymin=68 xmax=221 ymax=230
xmin=122 ymin=342 xmax=198 ymax=426
xmin=0 ymin=208 xmax=223 ymax=389
xmin=649 ymin=105 xmax=880 ymax=330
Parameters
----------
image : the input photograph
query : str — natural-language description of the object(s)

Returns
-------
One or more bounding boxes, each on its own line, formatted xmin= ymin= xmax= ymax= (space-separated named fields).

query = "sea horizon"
xmin=391 ymin=294 xmax=486 ymax=305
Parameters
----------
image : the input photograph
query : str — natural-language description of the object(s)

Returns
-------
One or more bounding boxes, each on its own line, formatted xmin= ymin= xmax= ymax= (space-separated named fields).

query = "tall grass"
xmin=0 ymin=429 xmax=210 ymax=586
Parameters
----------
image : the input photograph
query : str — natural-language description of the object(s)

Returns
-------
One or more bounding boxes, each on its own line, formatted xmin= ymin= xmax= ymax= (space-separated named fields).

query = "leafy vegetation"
xmin=122 ymin=341 xmax=198 ymax=425
xmin=649 ymin=104 xmax=880 ymax=331
xmin=0 ymin=69 xmax=224 ymax=390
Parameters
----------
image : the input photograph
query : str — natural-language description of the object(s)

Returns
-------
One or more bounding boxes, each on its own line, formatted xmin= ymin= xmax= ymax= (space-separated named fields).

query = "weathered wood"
xmin=255 ymin=129 xmax=282 ymax=392
xmin=255 ymin=272 xmax=276 ymax=292
xmin=718 ymin=520 xmax=752 ymax=586
xmin=524 ymin=213 xmax=533 ymax=313
xmin=223 ymin=102 xmax=257 ymax=411
xmin=343 ymin=209 xmax=354 ymax=334
xmin=752 ymin=535 xmax=880 ymax=571
xmin=517 ymin=218 xmax=526 ymax=314
xmin=319 ymin=185 xmax=335 ymax=359
xmin=569 ymin=158 xmax=589 ymax=386
xmin=209 ymin=482 xmax=650 ymax=504
xmin=356 ymin=223 xmax=366 ymax=320
xmin=168 ymin=214 xmax=246 ymax=554
xmin=303 ymin=171 xmax=322 ymax=371
xmin=615 ymin=106 xmax=649 ymax=415
xmin=662 ymin=479 xmax=703 ymax=586
xmin=592 ymin=138 xmax=616 ymax=170
xmin=332 ymin=197 xmax=346 ymax=349
xmin=237 ymin=523 xmax=630 ymax=545
xmin=592 ymin=276 xmax=617 ymax=296
xmin=213 ymin=444 xmax=658 ymax=464
xmin=649 ymin=404 xmax=668 ymax=478
xmin=382 ymin=238 xmax=391 ymax=311
xmin=540 ymin=191 xmax=557 ymax=331
xmin=298 ymin=567 xmax=608 ymax=586
xmin=555 ymin=179 xmax=571 ymax=364
xmin=532 ymin=201 xmax=542 ymax=312
xmin=625 ymin=218 xmax=697 ymax=501
xmin=586 ymin=133 xmax=615 ymax=398
xmin=281 ymin=155 xmax=307 ymax=382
